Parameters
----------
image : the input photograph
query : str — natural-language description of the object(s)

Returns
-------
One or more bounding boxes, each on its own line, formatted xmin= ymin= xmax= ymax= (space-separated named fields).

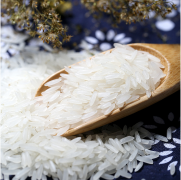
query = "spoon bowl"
xmin=35 ymin=44 xmax=180 ymax=137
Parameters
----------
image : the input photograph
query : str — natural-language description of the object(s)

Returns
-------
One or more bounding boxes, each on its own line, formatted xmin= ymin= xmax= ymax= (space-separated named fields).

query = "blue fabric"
xmin=63 ymin=0 xmax=180 ymax=50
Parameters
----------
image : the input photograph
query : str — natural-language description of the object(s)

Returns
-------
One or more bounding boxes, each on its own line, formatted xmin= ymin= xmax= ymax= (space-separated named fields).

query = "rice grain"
xmin=1 ymin=38 xmax=167 ymax=180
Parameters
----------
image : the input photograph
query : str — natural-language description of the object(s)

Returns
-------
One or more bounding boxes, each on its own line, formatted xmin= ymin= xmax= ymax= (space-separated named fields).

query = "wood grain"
xmin=35 ymin=44 xmax=180 ymax=137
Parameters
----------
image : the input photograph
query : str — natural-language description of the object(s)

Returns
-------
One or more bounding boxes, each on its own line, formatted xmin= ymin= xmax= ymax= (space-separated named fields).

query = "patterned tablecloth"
xmin=2 ymin=0 xmax=180 ymax=180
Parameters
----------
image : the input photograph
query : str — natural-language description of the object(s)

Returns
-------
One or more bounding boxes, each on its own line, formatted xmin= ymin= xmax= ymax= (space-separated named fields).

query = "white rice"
xmin=120 ymin=137 xmax=134 ymax=144
xmin=135 ymin=131 xmax=141 ymax=143
xmin=101 ymin=173 xmax=114 ymax=180
xmin=154 ymin=135 xmax=168 ymax=142
xmin=167 ymin=127 xmax=172 ymax=140
xmin=129 ymin=149 xmax=138 ymax=162
xmin=1 ymin=29 xmax=172 ymax=179
xmin=170 ymin=163 xmax=175 ymax=175
xmin=135 ymin=161 xmax=143 ymax=172
xmin=114 ymin=169 xmax=132 ymax=179
xmin=21 ymin=43 xmax=166 ymax=134
xmin=136 ymin=156 xmax=153 ymax=164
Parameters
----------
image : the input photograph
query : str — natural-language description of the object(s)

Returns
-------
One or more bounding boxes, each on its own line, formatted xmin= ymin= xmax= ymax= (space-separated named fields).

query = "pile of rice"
xmin=1 ymin=28 xmax=175 ymax=180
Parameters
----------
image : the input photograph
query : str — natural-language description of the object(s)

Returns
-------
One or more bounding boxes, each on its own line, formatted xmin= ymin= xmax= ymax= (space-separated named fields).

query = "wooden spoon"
xmin=35 ymin=44 xmax=180 ymax=137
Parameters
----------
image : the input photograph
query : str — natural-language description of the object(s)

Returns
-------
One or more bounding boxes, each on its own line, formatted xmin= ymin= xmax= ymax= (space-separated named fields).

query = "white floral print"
xmin=159 ymin=156 xmax=173 ymax=164
xmin=155 ymin=19 xmax=175 ymax=31
xmin=173 ymin=138 xmax=181 ymax=144
xmin=144 ymin=112 xmax=180 ymax=173
xmin=163 ymin=143 xmax=176 ymax=149
xmin=160 ymin=139 xmax=180 ymax=172
xmin=84 ymin=30 xmax=132 ymax=51
xmin=159 ymin=151 xmax=173 ymax=156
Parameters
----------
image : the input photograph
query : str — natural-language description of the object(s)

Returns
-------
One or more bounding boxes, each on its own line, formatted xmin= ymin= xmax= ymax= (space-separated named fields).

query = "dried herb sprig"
xmin=1 ymin=0 xmax=177 ymax=48
xmin=81 ymin=0 xmax=177 ymax=24
xmin=1 ymin=0 xmax=72 ymax=48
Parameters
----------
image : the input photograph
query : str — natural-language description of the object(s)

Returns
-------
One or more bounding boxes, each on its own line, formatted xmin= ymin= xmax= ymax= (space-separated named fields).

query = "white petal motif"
xmin=100 ymin=43 xmax=112 ymax=51
xmin=159 ymin=156 xmax=173 ymax=164
xmin=85 ymin=36 xmax=98 ymax=44
xmin=154 ymin=140 xmax=160 ymax=145
xmin=106 ymin=30 xmax=115 ymax=41
xmin=114 ymin=33 xmax=125 ymax=42
xmin=153 ymin=116 xmax=165 ymax=124
xmin=164 ymin=143 xmax=176 ymax=149
xmin=166 ymin=10 xmax=177 ymax=18
xmin=159 ymin=151 xmax=173 ymax=156
xmin=179 ymin=165 xmax=181 ymax=172
xmin=155 ymin=19 xmax=175 ymax=31
xmin=171 ymin=126 xmax=177 ymax=133
xmin=119 ymin=37 xmax=132 ymax=44
xmin=167 ymin=161 xmax=178 ymax=170
xmin=143 ymin=125 xmax=157 ymax=129
xmin=173 ymin=138 xmax=181 ymax=144
xmin=95 ymin=30 xmax=105 ymax=41
xmin=168 ymin=112 xmax=174 ymax=121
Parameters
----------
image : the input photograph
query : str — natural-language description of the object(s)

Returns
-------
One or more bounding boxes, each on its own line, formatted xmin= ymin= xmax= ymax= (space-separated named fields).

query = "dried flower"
xmin=81 ymin=0 xmax=177 ymax=24
xmin=1 ymin=0 xmax=177 ymax=48
xmin=37 ymin=24 xmax=49 ymax=31
xmin=48 ymin=33 xmax=58 ymax=41
xmin=1 ymin=0 xmax=71 ymax=48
